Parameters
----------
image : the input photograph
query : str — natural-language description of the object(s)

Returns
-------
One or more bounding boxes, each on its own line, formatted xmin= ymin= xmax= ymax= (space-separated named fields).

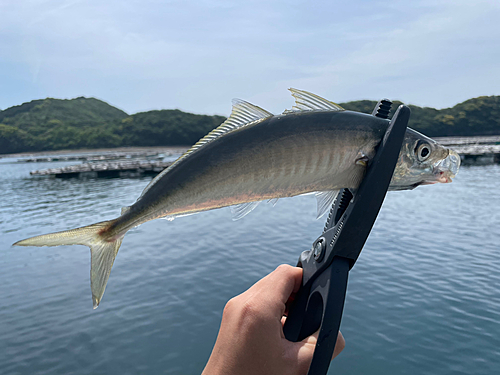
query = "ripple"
xmin=1 ymin=163 xmax=500 ymax=374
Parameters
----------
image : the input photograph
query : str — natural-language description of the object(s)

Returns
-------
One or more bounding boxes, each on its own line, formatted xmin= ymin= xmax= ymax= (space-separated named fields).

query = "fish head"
xmin=389 ymin=128 xmax=460 ymax=190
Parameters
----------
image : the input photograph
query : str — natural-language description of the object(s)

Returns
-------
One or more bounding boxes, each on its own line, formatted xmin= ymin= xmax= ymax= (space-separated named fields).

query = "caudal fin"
xmin=13 ymin=220 xmax=123 ymax=309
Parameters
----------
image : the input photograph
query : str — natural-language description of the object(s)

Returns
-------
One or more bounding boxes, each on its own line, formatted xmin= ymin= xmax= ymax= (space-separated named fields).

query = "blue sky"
xmin=1 ymin=0 xmax=499 ymax=115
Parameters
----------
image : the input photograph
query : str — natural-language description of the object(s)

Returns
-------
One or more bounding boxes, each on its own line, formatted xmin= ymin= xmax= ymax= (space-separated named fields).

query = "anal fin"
xmin=315 ymin=190 xmax=339 ymax=219
xmin=267 ymin=198 xmax=279 ymax=206
xmin=231 ymin=201 xmax=260 ymax=221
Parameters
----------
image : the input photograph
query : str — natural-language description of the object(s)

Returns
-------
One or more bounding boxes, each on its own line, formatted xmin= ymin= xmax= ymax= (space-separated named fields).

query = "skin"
xmin=202 ymin=265 xmax=345 ymax=375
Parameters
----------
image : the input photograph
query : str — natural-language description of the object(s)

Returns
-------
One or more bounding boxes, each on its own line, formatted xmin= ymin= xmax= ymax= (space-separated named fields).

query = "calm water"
xmin=0 ymin=156 xmax=499 ymax=375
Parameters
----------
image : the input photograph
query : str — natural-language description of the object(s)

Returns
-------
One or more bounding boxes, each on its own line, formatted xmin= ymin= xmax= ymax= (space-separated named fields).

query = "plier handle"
xmin=283 ymin=102 xmax=411 ymax=375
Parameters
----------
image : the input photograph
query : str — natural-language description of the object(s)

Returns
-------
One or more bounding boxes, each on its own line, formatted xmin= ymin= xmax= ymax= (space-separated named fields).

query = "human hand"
xmin=202 ymin=264 xmax=345 ymax=375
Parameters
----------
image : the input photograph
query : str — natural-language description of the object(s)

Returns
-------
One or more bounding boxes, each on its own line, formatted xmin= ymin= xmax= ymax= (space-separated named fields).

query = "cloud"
xmin=0 ymin=0 xmax=499 ymax=114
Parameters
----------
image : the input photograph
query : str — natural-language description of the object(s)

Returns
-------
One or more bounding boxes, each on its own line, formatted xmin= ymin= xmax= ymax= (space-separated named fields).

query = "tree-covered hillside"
xmin=117 ymin=110 xmax=226 ymax=147
xmin=0 ymin=95 xmax=499 ymax=155
xmin=0 ymin=97 xmax=225 ymax=154
xmin=0 ymin=97 xmax=128 ymax=153
xmin=341 ymin=95 xmax=500 ymax=137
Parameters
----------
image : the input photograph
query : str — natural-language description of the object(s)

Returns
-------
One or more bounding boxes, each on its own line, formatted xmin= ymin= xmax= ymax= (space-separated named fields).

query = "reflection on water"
xmin=1 ymin=158 xmax=499 ymax=375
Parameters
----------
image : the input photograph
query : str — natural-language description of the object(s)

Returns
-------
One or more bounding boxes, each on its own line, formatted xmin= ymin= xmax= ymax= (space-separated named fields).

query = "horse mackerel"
xmin=14 ymin=89 xmax=461 ymax=308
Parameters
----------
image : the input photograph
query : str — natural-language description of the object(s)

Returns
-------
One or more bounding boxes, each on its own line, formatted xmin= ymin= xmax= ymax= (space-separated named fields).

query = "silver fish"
xmin=14 ymin=89 xmax=460 ymax=308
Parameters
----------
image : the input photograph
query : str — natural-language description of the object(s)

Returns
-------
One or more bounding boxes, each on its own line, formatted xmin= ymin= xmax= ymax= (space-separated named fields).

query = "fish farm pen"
xmin=22 ymin=136 xmax=500 ymax=179
xmin=30 ymin=161 xmax=173 ymax=178
xmin=19 ymin=150 xmax=165 ymax=163
xmin=435 ymin=135 xmax=500 ymax=165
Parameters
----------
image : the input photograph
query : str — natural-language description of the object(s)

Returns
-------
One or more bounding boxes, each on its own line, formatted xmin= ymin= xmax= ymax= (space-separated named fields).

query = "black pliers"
xmin=283 ymin=101 xmax=411 ymax=375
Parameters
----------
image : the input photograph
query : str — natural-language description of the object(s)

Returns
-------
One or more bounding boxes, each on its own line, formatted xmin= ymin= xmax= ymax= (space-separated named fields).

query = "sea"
xmin=0 ymin=153 xmax=499 ymax=375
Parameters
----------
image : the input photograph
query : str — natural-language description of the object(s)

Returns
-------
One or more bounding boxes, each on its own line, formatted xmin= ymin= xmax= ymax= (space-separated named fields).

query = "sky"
xmin=1 ymin=0 xmax=499 ymax=116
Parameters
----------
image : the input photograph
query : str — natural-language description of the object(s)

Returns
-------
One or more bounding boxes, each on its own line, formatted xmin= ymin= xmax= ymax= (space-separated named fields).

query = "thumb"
xmin=288 ymin=331 xmax=345 ymax=374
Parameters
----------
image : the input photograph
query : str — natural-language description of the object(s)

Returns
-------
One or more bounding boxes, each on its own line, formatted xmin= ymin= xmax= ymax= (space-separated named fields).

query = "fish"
xmin=13 ymin=89 xmax=461 ymax=308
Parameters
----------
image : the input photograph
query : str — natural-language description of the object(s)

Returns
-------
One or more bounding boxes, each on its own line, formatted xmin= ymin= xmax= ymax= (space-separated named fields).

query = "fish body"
xmin=115 ymin=110 xmax=385 ymax=233
xmin=14 ymin=89 xmax=460 ymax=308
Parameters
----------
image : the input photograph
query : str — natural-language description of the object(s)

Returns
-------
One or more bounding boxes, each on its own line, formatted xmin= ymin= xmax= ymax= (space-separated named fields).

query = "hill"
xmin=0 ymin=97 xmax=128 ymax=154
xmin=117 ymin=110 xmax=226 ymax=147
xmin=0 ymin=95 xmax=499 ymax=155
xmin=0 ymin=97 xmax=225 ymax=154
xmin=341 ymin=95 xmax=500 ymax=137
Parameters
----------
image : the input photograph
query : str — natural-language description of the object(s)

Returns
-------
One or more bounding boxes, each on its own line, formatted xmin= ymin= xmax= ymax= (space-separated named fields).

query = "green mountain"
xmin=116 ymin=110 xmax=226 ymax=147
xmin=341 ymin=95 xmax=500 ymax=137
xmin=0 ymin=97 xmax=129 ymax=153
xmin=0 ymin=97 xmax=128 ymax=129
xmin=0 ymin=97 xmax=225 ymax=154
xmin=0 ymin=95 xmax=499 ymax=155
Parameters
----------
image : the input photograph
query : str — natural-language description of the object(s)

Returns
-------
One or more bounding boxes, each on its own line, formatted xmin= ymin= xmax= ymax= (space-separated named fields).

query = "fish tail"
xmin=13 ymin=219 xmax=123 ymax=309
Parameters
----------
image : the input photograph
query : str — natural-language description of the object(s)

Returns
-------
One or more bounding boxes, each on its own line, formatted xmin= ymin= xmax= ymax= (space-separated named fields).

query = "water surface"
xmin=1 ymin=158 xmax=499 ymax=374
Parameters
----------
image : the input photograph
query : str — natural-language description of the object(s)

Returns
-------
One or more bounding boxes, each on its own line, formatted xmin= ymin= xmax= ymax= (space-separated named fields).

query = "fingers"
xmin=284 ymin=330 xmax=345 ymax=375
xmin=297 ymin=330 xmax=345 ymax=360
xmin=332 ymin=331 xmax=345 ymax=359
xmin=249 ymin=265 xmax=303 ymax=315
xmin=261 ymin=264 xmax=303 ymax=298
xmin=300 ymin=330 xmax=345 ymax=359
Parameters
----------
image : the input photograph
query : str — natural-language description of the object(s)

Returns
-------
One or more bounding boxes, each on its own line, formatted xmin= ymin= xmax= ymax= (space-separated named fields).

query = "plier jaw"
xmin=283 ymin=102 xmax=411 ymax=375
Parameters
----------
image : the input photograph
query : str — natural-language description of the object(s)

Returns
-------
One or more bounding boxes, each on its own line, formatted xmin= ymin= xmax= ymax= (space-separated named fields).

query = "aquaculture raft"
xmin=19 ymin=150 xmax=166 ymax=163
xmin=30 ymin=161 xmax=172 ymax=178
xmin=435 ymin=135 xmax=500 ymax=165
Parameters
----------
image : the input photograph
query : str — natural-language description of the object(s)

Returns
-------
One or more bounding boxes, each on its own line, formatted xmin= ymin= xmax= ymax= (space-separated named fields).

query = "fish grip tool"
xmin=283 ymin=103 xmax=411 ymax=375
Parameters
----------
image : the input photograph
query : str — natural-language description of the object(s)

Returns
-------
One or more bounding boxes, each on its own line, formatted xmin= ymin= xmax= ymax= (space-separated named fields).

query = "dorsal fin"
xmin=226 ymin=99 xmax=274 ymax=129
xmin=178 ymin=99 xmax=272 ymax=161
xmin=137 ymin=100 xmax=273 ymax=200
xmin=283 ymin=88 xmax=344 ymax=114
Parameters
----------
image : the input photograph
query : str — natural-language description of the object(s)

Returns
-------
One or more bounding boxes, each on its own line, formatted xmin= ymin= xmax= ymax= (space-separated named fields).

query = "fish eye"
xmin=415 ymin=141 xmax=431 ymax=162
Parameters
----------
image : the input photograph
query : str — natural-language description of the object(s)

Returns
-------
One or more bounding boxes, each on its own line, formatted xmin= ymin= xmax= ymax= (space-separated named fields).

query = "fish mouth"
xmin=432 ymin=149 xmax=461 ymax=184
xmin=420 ymin=173 xmax=452 ymax=185
xmin=419 ymin=149 xmax=461 ymax=186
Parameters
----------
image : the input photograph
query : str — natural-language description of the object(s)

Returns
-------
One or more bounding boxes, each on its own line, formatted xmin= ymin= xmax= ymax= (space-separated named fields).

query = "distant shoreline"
xmin=2 ymin=95 xmax=499 ymax=155
xmin=1 ymin=146 xmax=189 ymax=159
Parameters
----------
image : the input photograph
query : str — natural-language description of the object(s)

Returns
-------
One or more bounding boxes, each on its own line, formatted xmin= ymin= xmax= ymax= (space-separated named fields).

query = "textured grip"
xmin=283 ymin=257 xmax=350 ymax=373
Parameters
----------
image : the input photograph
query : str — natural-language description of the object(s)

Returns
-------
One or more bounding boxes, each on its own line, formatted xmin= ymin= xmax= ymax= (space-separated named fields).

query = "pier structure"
xmin=30 ymin=160 xmax=173 ymax=178
xmin=18 ymin=150 xmax=167 ymax=163
xmin=435 ymin=136 xmax=500 ymax=165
